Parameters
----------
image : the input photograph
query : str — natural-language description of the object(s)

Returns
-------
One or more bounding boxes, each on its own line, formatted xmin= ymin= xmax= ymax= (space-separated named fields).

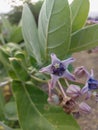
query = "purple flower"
xmin=74 ymin=66 xmax=90 ymax=78
xmin=88 ymin=78 xmax=98 ymax=90
xmin=79 ymin=102 xmax=91 ymax=114
xmin=66 ymin=85 xmax=81 ymax=98
xmin=81 ymin=69 xmax=98 ymax=94
xmin=40 ymin=53 xmax=75 ymax=88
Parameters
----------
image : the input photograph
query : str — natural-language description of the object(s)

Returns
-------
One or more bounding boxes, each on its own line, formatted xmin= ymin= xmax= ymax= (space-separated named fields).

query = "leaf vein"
xmin=70 ymin=39 xmax=98 ymax=52
xmin=48 ymin=39 xmax=66 ymax=49
xmin=48 ymin=23 xmax=66 ymax=34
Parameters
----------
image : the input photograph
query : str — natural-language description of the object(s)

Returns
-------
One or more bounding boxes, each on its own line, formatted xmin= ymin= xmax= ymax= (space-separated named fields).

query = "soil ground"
xmin=73 ymin=51 xmax=98 ymax=130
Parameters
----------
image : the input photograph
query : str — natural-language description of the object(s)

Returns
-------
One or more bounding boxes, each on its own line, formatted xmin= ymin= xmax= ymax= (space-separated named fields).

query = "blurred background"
xmin=0 ymin=0 xmax=98 ymax=16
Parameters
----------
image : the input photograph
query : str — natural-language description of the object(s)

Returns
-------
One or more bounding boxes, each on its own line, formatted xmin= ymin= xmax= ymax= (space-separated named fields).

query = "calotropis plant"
xmin=1 ymin=0 xmax=98 ymax=130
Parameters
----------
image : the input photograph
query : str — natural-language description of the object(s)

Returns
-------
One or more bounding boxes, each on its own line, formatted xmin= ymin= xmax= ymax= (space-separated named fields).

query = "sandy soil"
xmin=73 ymin=51 xmax=98 ymax=130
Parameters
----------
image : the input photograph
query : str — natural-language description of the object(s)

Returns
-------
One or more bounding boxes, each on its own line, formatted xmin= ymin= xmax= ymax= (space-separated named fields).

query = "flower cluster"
xmin=40 ymin=53 xmax=98 ymax=115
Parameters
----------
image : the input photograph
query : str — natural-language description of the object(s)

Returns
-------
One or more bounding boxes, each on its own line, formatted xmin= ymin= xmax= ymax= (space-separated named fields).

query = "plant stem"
xmin=31 ymin=75 xmax=48 ymax=83
xmin=58 ymin=81 xmax=67 ymax=98
xmin=64 ymin=79 xmax=69 ymax=87
xmin=48 ymin=81 xmax=51 ymax=97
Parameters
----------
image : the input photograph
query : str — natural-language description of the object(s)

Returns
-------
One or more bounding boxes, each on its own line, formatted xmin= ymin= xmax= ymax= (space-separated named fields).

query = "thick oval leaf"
xmin=26 ymin=83 xmax=80 ymax=130
xmin=22 ymin=4 xmax=42 ymax=65
xmin=12 ymin=81 xmax=80 ymax=130
xmin=71 ymin=0 xmax=89 ymax=32
xmin=38 ymin=0 xmax=71 ymax=59
xmin=69 ymin=24 xmax=98 ymax=53
xmin=12 ymin=81 xmax=54 ymax=130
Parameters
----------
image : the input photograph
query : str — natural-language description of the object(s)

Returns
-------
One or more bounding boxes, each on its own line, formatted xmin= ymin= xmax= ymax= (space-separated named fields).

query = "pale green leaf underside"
xmin=12 ymin=81 xmax=80 ymax=130
xmin=38 ymin=0 xmax=71 ymax=59
xmin=22 ymin=4 xmax=42 ymax=64
xmin=69 ymin=24 xmax=98 ymax=53
xmin=71 ymin=0 xmax=89 ymax=32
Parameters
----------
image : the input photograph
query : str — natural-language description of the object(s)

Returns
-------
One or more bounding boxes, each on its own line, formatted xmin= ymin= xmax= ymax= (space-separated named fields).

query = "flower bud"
xmin=79 ymin=102 xmax=91 ymax=114
xmin=66 ymin=85 xmax=81 ymax=98
xmin=47 ymin=94 xmax=60 ymax=105
xmin=74 ymin=66 xmax=89 ymax=78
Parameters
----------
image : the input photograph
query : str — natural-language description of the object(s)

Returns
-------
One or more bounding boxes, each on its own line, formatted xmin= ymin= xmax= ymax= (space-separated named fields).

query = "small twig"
xmin=55 ymin=87 xmax=62 ymax=95
xmin=31 ymin=75 xmax=48 ymax=83
xmin=48 ymin=81 xmax=51 ymax=97
xmin=64 ymin=79 xmax=69 ymax=87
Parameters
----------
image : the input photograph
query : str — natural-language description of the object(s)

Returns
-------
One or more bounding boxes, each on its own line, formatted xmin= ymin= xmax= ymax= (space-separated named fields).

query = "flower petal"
xmin=74 ymin=66 xmax=90 ymax=78
xmin=50 ymin=74 xmax=59 ymax=89
xmin=90 ymin=69 xmax=94 ymax=78
xmin=39 ymin=65 xmax=52 ymax=74
xmin=62 ymin=57 xmax=75 ymax=68
xmin=88 ymin=78 xmax=98 ymax=90
xmin=79 ymin=102 xmax=91 ymax=114
xmin=51 ymin=53 xmax=60 ymax=64
xmin=81 ymin=83 xmax=89 ymax=94
xmin=63 ymin=70 xmax=76 ymax=81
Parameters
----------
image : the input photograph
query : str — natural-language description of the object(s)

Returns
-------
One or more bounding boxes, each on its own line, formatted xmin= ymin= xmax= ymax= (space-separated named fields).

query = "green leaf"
xmin=12 ymin=81 xmax=80 ymax=130
xmin=12 ymin=81 xmax=54 ymax=130
xmin=4 ymin=43 xmax=21 ymax=56
xmin=22 ymin=4 xmax=42 ymax=65
xmin=71 ymin=0 xmax=89 ymax=32
xmin=8 ymin=69 xmax=18 ymax=80
xmin=4 ymin=101 xmax=18 ymax=121
xmin=0 ymin=89 xmax=5 ymax=120
xmin=0 ymin=63 xmax=7 ymax=80
xmin=1 ymin=15 xmax=12 ymax=32
xmin=9 ymin=26 xmax=23 ymax=43
xmin=38 ymin=0 xmax=71 ymax=59
xmin=14 ymin=129 xmax=21 ymax=130
xmin=9 ymin=58 xmax=29 ymax=81
xmin=14 ymin=51 xmax=27 ymax=67
xmin=69 ymin=24 xmax=98 ymax=53
xmin=0 ymin=47 xmax=10 ymax=67
xmin=0 ymin=121 xmax=13 ymax=130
